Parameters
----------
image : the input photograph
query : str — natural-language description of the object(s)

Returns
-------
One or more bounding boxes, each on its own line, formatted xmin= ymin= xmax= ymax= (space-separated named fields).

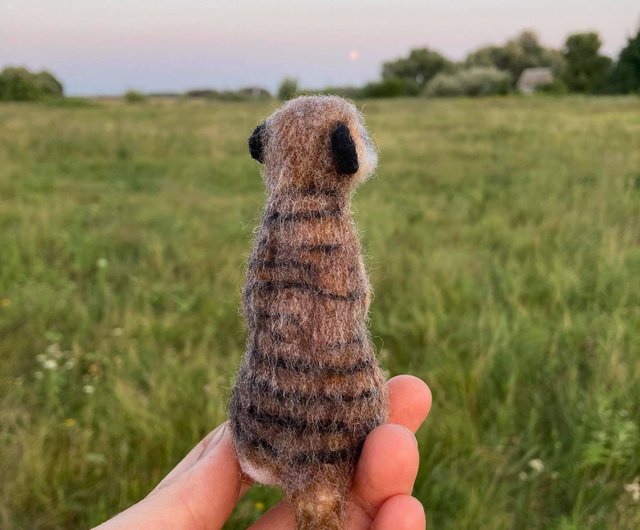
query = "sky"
xmin=1 ymin=0 xmax=639 ymax=96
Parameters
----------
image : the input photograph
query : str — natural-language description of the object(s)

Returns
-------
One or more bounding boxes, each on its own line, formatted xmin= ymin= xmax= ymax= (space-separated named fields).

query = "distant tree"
xmin=34 ymin=71 xmax=64 ymax=97
xmin=608 ymin=28 xmax=640 ymax=94
xmin=382 ymin=48 xmax=453 ymax=89
xmin=277 ymin=78 xmax=299 ymax=100
xmin=124 ymin=90 xmax=146 ymax=103
xmin=0 ymin=68 xmax=38 ymax=101
xmin=186 ymin=89 xmax=220 ymax=98
xmin=0 ymin=67 xmax=64 ymax=101
xmin=562 ymin=32 xmax=612 ymax=93
xmin=466 ymin=31 xmax=564 ymax=84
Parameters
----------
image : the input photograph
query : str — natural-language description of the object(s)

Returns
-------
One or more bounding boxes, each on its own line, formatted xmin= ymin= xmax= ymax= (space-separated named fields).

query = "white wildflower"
xmin=518 ymin=471 xmax=528 ymax=481
xmin=528 ymin=458 xmax=545 ymax=473
xmin=34 ymin=371 xmax=43 ymax=380
xmin=624 ymin=477 xmax=640 ymax=502
xmin=111 ymin=327 xmax=124 ymax=337
xmin=83 ymin=384 xmax=95 ymax=395
xmin=97 ymin=258 xmax=108 ymax=269
xmin=43 ymin=359 xmax=58 ymax=370
xmin=64 ymin=359 xmax=75 ymax=370
xmin=36 ymin=354 xmax=46 ymax=364
xmin=46 ymin=343 xmax=62 ymax=357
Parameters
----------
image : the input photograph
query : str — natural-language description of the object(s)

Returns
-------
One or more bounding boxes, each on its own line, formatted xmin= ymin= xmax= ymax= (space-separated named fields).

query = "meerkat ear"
xmin=248 ymin=122 xmax=266 ymax=163
xmin=331 ymin=122 xmax=359 ymax=175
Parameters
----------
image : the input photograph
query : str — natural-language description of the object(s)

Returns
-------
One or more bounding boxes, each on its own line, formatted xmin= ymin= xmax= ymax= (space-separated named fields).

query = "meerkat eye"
xmin=248 ymin=121 xmax=267 ymax=163
xmin=330 ymin=122 xmax=359 ymax=175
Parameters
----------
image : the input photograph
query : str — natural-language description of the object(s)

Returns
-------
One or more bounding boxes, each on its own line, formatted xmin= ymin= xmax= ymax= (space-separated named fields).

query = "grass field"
xmin=1 ymin=96 xmax=640 ymax=529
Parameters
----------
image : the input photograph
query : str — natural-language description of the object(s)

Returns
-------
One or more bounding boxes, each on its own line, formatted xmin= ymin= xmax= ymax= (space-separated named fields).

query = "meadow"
xmin=1 ymin=95 xmax=639 ymax=529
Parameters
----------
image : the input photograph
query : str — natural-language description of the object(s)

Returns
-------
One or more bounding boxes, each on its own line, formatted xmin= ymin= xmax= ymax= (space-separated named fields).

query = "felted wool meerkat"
xmin=228 ymin=95 xmax=388 ymax=530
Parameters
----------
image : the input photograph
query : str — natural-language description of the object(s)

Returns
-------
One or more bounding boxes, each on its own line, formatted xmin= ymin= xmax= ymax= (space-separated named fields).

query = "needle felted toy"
xmin=228 ymin=96 xmax=388 ymax=530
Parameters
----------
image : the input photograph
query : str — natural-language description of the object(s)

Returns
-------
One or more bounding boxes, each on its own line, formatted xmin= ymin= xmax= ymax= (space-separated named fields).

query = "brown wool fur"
xmin=228 ymin=96 xmax=388 ymax=530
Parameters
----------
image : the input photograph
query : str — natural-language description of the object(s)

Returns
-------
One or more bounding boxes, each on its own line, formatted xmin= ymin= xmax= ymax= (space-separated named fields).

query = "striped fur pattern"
xmin=229 ymin=96 xmax=388 ymax=530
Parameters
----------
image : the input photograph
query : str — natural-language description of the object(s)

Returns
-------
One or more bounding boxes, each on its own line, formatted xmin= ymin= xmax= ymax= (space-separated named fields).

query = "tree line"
xmin=1 ymin=25 xmax=638 ymax=102
xmin=282 ymin=27 xmax=640 ymax=98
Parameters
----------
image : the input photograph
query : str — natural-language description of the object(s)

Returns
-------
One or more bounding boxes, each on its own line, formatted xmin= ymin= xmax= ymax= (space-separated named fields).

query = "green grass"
xmin=1 ymin=96 xmax=639 ymax=529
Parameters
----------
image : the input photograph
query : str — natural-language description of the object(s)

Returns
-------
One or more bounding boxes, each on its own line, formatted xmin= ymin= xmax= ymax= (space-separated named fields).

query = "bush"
xmin=424 ymin=67 xmax=511 ymax=97
xmin=124 ymin=90 xmax=146 ymax=103
xmin=422 ymin=73 xmax=464 ymax=97
xmin=459 ymin=67 xmax=512 ymax=96
xmin=361 ymin=77 xmax=419 ymax=98
xmin=0 ymin=67 xmax=64 ymax=101
xmin=535 ymin=79 xmax=569 ymax=95
xmin=277 ymin=78 xmax=299 ymax=100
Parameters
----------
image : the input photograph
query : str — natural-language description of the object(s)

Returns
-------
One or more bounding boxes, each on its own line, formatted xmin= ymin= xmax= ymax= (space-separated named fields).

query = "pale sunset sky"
xmin=1 ymin=0 xmax=638 ymax=95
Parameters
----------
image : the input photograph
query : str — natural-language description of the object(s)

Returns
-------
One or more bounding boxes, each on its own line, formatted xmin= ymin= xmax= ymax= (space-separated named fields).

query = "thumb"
xmin=96 ymin=424 xmax=244 ymax=530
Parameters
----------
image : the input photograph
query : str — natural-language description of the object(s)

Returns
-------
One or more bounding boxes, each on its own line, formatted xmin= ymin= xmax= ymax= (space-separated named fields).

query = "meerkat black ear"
xmin=331 ymin=122 xmax=359 ymax=175
xmin=248 ymin=122 xmax=266 ymax=163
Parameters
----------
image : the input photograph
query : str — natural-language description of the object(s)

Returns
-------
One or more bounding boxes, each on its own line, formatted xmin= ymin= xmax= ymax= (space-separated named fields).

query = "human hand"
xmin=94 ymin=375 xmax=432 ymax=530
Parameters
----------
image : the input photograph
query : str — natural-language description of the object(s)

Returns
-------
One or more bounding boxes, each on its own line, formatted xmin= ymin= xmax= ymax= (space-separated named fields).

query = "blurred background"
xmin=1 ymin=1 xmax=639 ymax=529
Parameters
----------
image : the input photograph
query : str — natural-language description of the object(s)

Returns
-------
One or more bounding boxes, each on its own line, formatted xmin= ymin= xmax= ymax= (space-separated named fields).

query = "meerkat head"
xmin=248 ymin=96 xmax=378 ymax=194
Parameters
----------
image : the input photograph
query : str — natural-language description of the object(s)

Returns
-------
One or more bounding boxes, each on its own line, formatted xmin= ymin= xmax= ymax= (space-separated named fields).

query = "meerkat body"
xmin=229 ymin=96 xmax=388 ymax=530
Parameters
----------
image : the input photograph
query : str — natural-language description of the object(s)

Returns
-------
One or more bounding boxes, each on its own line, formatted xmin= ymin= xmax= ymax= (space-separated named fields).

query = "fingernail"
xmin=199 ymin=424 xmax=227 ymax=460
